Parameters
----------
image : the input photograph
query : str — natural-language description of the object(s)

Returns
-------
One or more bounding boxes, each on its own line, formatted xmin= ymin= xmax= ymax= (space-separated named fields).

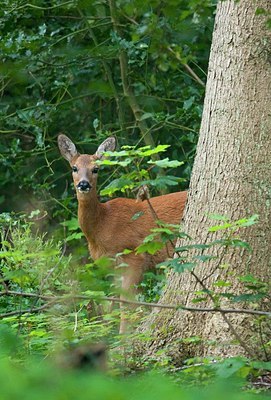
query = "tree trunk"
xmin=139 ymin=0 xmax=271 ymax=362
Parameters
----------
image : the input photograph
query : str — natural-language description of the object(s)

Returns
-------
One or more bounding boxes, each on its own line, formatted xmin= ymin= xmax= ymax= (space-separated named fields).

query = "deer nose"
xmin=77 ymin=180 xmax=91 ymax=193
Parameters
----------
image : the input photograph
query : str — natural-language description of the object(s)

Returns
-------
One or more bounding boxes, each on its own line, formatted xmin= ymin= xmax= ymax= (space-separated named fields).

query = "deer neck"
xmin=77 ymin=191 xmax=102 ymax=243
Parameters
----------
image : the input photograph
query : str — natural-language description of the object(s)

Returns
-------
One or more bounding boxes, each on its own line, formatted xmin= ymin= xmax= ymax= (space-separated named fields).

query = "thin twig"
xmin=0 ymin=300 xmax=56 ymax=318
xmin=167 ymin=46 xmax=205 ymax=87
xmin=9 ymin=1 xmax=74 ymax=13
xmin=0 ymin=290 xmax=270 ymax=318
xmin=190 ymin=270 xmax=256 ymax=358
xmin=77 ymin=7 xmax=126 ymax=129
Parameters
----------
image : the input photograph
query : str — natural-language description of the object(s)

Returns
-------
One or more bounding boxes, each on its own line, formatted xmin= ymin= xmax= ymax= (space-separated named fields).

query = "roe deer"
xmin=58 ymin=135 xmax=187 ymax=333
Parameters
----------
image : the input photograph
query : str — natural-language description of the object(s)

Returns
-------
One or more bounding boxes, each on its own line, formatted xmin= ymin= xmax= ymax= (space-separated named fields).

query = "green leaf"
xmin=232 ymin=293 xmax=266 ymax=302
xmin=213 ymin=280 xmax=231 ymax=288
xmin=94 ymin=256 xmax=114 ymax=268
xmin=235 ymin=214 xmax=259 ymax=227
xmin=148 ymin=158 xmax=184 ymax=168
xmin=207 ymin=213 xmax=230 ymax=222
xmin=157 ymin=259 xmax=196 ymax=273
xmin=151 ymin=227 xmax=175 ymax=235
xmin=208 ymin=215 xmax=259 ymax=232
xmin=61 ymin=218 xmax=80 ymax=231
xmin=136 ymin=241 xmax=164 ymax=255
xmin=102 ymin=150 xmax=131 ymax=157
xmin=82 ymin=290 xmax=105 ymax=300
xmin=239 ymin=274 xmax=259 ymax=283
xmin=131 ymin=211 xmax=145 ymax=221
xmin=100 ymin=178 xmax=135 ymax=195
xmin=215 ymin=357 xmax=247 ymax=378
xmin=181 ymin=336 xmax=202 ymax=344
xmin=208 ymin=223 xmax=233 ymax=232
xmin=138 ymin=112 xmax=153 ymax=121
xmin=250 ymin=361 xmax=271 ymax=371
xmin=65 ymin=232 xmax=84 ymax=242
xmin=142 ymin=175 xmax=185 ymax=189
xmin=175 ymin=243 xmax=212 ymax=252
xmin=138 ymin=144 xmax=170 ymax=156
xmin=193 ymin=255 xmax=216 ymax=262
xmin=99 ymin=159 xmax=132 ymax=167
xmin=227 ymin=239 xmax=251 ymax=251
xmin=122 ymin=249 xmax=133 ymax=255
xmin=191 ymin=295 xmax=209 ymax=303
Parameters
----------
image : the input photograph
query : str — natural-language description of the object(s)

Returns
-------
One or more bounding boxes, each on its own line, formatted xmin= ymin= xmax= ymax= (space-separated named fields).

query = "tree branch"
xmin=167 ymin=46 xmax=205 ymax=87
xmin=0 ymin=290 xmax=269 ymax=319
xmin=108 ymin=0 xmax=159 ymax=151
xmin=0 ymin=300 xmax=57 ymax=318
xmin=77 ymin=7 xmax=126 ymax=129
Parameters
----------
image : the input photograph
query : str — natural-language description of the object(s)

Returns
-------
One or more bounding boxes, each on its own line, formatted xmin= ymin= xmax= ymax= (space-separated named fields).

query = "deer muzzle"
xmin=77 ymin=180 xmax=92 ymax=193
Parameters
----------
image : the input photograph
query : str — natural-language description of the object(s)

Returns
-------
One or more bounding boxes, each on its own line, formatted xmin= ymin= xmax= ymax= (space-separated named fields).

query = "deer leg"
xmin=119 ymin=255 xmax=145 ymax=334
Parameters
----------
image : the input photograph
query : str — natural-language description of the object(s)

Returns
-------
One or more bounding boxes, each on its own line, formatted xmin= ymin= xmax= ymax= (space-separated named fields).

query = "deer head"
xmin=58 ymin=134 xmax=116 ymax=195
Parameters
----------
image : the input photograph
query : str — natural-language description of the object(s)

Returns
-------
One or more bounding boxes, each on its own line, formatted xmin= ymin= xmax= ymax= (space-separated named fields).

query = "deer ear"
xmin=58 ymin=134 xmax=79 ymax=163
xmin=95 ymin=137 xmax=116 ymax=159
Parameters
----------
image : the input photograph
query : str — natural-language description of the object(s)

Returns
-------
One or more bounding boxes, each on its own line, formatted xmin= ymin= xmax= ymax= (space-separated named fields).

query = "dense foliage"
xmin=0 ymin=0 xmax=214 ymax=218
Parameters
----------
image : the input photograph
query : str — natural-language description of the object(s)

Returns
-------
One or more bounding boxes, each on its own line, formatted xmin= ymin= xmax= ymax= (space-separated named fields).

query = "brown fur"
xmin=58 ymin=135 xmax=187 ymax=332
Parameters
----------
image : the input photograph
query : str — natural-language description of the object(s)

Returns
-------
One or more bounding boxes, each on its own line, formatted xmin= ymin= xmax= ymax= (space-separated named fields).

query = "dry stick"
xmin=0 ymin=291 xmax=269 ymax=318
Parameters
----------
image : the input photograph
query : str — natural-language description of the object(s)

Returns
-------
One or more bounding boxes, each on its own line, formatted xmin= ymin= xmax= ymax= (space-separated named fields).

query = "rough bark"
xmin=139 ymin=0 xmax=271 ymax=362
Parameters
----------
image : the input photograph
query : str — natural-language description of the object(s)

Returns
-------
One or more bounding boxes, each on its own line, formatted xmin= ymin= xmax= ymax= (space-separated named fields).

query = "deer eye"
xmin=72 ymin=166 xmax=78 ymax=173
xmin=92 ymin=167 xmax=99 ymax=174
